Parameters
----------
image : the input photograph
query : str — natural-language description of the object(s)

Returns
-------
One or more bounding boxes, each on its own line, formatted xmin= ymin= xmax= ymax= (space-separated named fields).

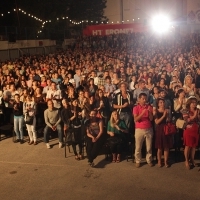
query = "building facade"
xmin=105 ymin=0 xmax=187 ymax=24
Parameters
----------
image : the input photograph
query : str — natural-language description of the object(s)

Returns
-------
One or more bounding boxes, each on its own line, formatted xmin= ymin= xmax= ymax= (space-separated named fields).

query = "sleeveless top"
xmin=87 ymin=118 xmax=101 ymax=137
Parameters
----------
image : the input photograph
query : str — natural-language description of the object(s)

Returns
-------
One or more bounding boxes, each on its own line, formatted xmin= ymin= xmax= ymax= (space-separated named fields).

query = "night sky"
xmin=0 ymin=1 xmax=16 ymax=26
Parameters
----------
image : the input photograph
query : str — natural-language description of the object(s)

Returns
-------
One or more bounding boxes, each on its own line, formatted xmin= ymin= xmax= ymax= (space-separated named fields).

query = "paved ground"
xmin=0 ymin=136 xmax=200 ymax=200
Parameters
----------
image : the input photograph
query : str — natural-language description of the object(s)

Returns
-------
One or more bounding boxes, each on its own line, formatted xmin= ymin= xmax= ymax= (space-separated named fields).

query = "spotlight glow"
xmin=151 ymin=14 xmax=170 ymax=33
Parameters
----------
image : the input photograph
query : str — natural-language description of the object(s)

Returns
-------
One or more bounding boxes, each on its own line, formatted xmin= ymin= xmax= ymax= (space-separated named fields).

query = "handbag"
xmin=96 ymin=111 xmax=102 ymax=119
xmin=164 ymin=122 xmax=177 ymax=135
xmin=24 ymin=115 xmax=34 ymax=125
xmin=176 ymin=119 xmax=187 ymax=129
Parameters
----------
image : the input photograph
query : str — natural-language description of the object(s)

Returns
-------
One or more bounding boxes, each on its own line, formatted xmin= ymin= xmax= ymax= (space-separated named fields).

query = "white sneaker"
xmin=46 ymin=143 xmax=51 ymax=149
xmin=59 ymin=142 xmax=63 ymax=148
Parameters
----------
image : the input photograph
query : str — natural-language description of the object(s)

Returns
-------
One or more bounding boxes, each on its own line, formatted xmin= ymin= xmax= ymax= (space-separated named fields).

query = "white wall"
xmin=105 ymin=0 xmax=121 ymax=22
xmin=0 ymin=40 xmax=56 ymax=61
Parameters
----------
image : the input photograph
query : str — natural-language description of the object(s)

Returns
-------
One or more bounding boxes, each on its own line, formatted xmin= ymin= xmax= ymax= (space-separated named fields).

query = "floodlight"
xmin=151 ymin=14 xmax=170 ymax=33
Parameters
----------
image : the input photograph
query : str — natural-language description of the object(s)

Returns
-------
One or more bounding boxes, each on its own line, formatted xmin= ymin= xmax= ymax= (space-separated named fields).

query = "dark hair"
xmin=177 ymin=88 xmax=184 ymax=96
xmin=152 ymin=86 xmax=159 ymax=95
xmin=138 ymin=93 xmax=147 ymax=98
xmin=186 ymin=97 xmax=197 ymax=109
xmin=105 ymin=76 xmax=111 ymax=80
xmin=156 ymin=98 xmax=165 ymax=108
xmin=95 ymin=89 xmax=103 ymax=100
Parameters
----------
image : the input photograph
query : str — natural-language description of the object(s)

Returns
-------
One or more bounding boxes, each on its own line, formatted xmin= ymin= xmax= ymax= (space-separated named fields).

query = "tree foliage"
xmin=13 ymin=0 xmax=108 ymax=26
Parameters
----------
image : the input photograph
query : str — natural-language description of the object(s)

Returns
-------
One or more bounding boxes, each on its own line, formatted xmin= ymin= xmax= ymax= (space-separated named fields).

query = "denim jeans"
xmin=44 ymin=124 xmax=63 ymax=143
xmin=14 ymin=116 xmax=24 ymax=140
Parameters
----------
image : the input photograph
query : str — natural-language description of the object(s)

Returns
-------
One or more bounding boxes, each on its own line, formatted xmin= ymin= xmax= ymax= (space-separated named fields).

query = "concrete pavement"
xmin=0 ymin=137 xmax=200 ymax=200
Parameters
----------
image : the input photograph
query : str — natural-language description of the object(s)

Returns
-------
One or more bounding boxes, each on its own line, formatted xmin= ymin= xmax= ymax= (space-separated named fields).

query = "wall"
xmin=0 ymin=39 xmax=56 ymax=61
xmin=105 ymin=0 xmax=187 ymax=24
xmin=0 ymin=39 xmax=56 ymax=50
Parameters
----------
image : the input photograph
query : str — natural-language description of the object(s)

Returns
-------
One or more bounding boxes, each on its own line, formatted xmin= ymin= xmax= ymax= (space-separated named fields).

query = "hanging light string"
xmin=1 ymin=8 xmax=141 ymax=34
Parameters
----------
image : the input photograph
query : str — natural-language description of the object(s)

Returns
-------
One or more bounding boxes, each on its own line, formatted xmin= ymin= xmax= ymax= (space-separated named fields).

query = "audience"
xmin=0 ymin=32 xmax=200 ymax=169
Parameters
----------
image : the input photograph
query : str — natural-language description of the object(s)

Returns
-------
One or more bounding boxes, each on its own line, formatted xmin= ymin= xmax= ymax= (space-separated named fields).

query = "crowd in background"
xmin=0 ymin=32 xmax=200 ymax=168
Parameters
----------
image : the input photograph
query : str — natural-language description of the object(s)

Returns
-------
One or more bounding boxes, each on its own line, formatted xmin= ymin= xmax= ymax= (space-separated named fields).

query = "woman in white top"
xmin=23 ymin=95 xmax=37 ymax=145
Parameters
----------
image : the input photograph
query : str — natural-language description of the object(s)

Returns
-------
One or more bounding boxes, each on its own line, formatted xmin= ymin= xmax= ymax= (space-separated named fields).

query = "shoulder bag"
xmin=176 ymin=118 xmax=187 ymax=129
xmin=164 ymin=122 xmax=177 ymax=135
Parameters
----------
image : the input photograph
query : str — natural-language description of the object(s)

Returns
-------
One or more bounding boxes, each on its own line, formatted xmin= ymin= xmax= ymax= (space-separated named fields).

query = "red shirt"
xmin=133 ymin=104 xmax=152 ymax=129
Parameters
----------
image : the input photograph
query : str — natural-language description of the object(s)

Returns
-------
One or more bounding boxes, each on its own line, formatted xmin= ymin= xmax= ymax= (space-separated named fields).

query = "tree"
xmin=0 ymin=0 xmax=108 ymax=39
xmin=67 ymin=0 xmax=108 ymax=22
xmin=16 ymin=0 xmax=108 ymax=25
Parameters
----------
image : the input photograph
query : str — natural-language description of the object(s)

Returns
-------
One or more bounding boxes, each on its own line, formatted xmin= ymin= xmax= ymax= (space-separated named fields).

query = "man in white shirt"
xmin=46 ymin=82 xmax=62 ymax=109
xmin=89 ymin=71 xmax=99 ymax=86
xmin=74 ymin=68 xmax=81 ymax=89
xmin=43 ymin=79 xmax=53 ymax=95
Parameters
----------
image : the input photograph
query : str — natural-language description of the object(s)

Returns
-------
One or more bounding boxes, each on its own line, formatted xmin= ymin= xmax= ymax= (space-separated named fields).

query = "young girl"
xmin=23 ymin=95 xmax=37 ymax=145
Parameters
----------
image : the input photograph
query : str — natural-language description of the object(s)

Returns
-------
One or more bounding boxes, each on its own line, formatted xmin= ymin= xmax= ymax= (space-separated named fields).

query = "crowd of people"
xmin=0 ymin=32 xmax=200 ymax=169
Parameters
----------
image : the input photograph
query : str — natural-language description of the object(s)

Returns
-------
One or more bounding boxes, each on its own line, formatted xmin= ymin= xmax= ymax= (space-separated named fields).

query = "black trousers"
xmin=110 ymin=143 xmax=123 ymax=154
xmin=86 ymin=136 xmax=103 ymax=163
xmin=4 ymin=107 xmax=12 ymax=124
xmin=72 ymin=143 xmax=83 ymax=156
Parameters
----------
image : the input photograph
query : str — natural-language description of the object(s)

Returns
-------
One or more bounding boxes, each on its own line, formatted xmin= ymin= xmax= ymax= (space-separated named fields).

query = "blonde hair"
xmin=110 ymin=111 xmax=119 ymax=127
xmin=184 ymin=75 xmax=193 ymax=85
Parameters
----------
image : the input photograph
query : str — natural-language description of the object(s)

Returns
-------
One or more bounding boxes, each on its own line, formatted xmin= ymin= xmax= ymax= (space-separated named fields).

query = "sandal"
xmin=191 ymin=162 xmax=198 ymax=167
xmin=190 ymin=160 xmax=198 ymax=167
xmin=116 ymin=155 xmax=121 ymax=163
xmin=158 ymin=161 xmax=162 ymax=168
xmin=79 ymin=155 xmax=83 ymax=160
xmin=75 ymin=156 xmax=80 ymax=161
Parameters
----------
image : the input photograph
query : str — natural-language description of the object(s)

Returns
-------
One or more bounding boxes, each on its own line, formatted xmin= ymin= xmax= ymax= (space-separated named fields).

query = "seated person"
xmin=85 ymin=110 xmax=103 ymax=167
xmin=44 ymin=100 xmax=63 ymax=149
xmin=61 ymin=99 xmax=83 ymax=160
xmin=107 ymin=111 xmax=128 ymax=163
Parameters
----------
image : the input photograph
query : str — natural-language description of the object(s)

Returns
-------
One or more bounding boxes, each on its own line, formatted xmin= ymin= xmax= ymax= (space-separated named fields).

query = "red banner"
xmin=83 ymin=23 xmax=149 ymax=36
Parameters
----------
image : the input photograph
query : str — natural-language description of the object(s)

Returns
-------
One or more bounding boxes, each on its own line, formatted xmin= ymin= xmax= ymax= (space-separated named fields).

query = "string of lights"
xmin=0 ymin=8 xmax=141 ymax=34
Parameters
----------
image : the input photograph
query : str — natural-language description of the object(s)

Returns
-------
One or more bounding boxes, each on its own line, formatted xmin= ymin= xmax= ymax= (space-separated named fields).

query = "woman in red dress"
xmin=182 ymin=96 xmax=200 ymax=170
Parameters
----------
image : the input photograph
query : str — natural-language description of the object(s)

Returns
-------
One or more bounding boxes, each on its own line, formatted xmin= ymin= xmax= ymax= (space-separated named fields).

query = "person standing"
xmin=23 ymin=95 xmax=37 ymax=145
xmin=46 ymin=82 xmax=62 ymax=109
xmin=182 ymin=96 xmax=200 ymax=170
xmin=113 ymin=82 xmax=133 ymax=131
xmin=154 ymin=98 xmax=173 ymax=168
xmin=13 ymin=94 xmax=24 ymax=144
xmin=133 ymin=93 xmax=154 ymax=168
